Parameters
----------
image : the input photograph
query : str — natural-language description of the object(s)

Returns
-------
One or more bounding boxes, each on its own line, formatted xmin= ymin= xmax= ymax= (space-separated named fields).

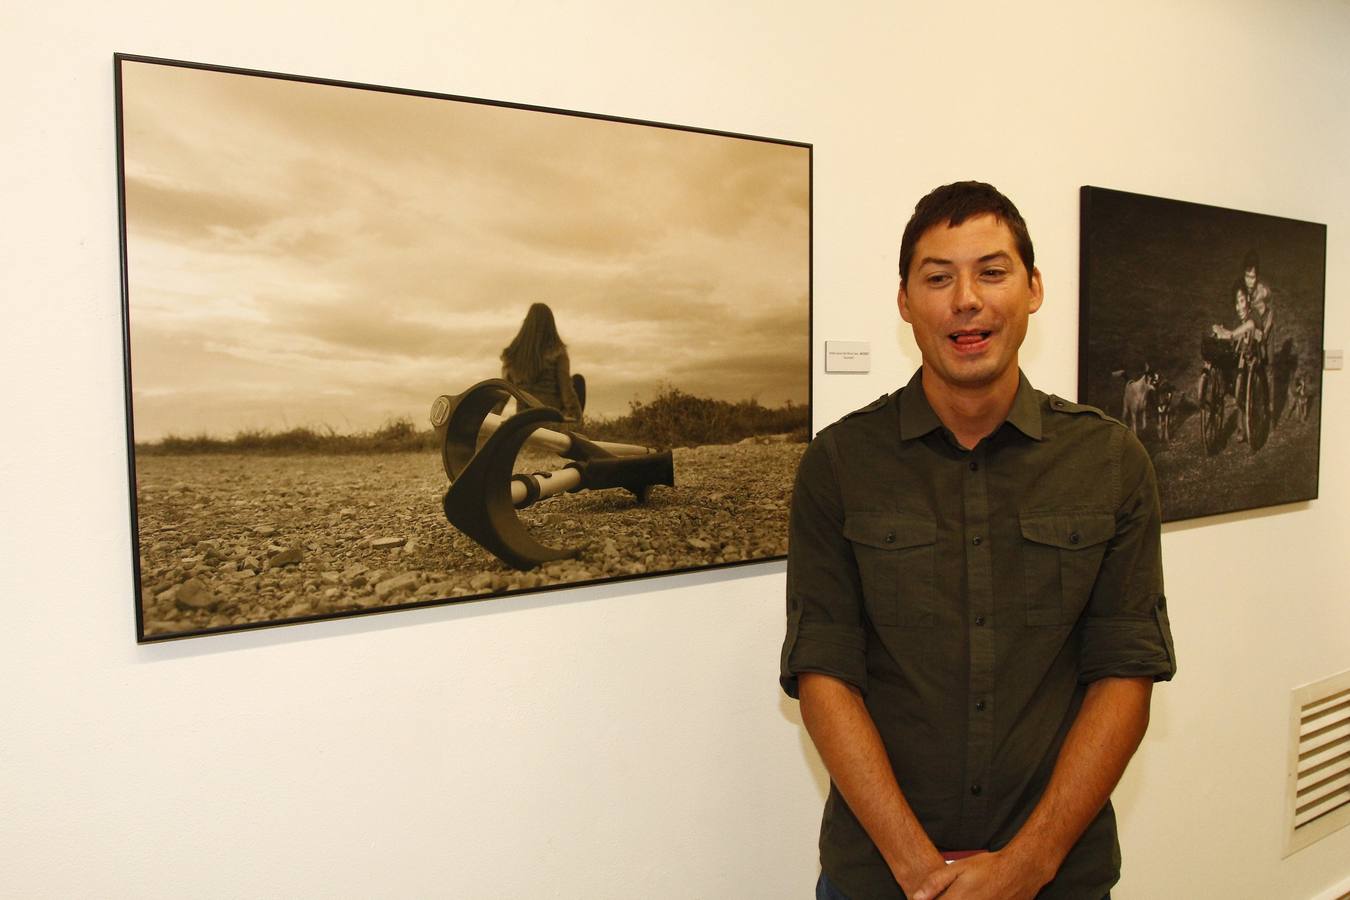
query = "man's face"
xmin=1236 ymin=291 xmax=1250 ymax=321
xmin=1244 ymin=266 xmax=1258 ymax=292
xmin=897 ymin=214 xmax=1042 ymax=395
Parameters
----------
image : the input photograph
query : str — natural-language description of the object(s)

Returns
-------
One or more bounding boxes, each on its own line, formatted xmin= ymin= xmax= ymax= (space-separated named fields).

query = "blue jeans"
xmin=815 ymin=872 xmax=851 ymax=900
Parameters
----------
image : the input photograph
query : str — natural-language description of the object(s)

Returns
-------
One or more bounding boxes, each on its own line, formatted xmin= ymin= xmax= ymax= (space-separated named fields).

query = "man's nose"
xmin=952 ymin=275 xmax=983 ymax=313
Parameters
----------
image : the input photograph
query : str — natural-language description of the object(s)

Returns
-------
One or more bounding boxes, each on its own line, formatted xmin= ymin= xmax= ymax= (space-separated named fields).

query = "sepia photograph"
xmin=117 ymin=55 xmax=811 ymax=641
xmin=1078 ymin=186 xmax=1324 ymax=522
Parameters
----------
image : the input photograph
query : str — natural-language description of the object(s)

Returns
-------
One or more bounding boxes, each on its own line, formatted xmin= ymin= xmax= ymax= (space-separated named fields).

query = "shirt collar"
xmin=897 ymin=369 xmax=943 ymax=440
xmin=898 ymin=368 xmax=1044 ymax=442
xmin=1005 ymin=371 xmax=1044 ymax=441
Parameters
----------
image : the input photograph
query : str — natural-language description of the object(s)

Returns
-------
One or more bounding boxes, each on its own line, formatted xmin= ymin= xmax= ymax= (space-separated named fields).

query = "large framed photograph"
xmin=117 ymin=55 xmax=811 ymax=642
xmin=1078 ymin=186 xmax=1324 ymax=522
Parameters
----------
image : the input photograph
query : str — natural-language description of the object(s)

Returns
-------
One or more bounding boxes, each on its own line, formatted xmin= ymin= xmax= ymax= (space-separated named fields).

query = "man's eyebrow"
xmin=916 ymin=251 xmax=1014 ymax=269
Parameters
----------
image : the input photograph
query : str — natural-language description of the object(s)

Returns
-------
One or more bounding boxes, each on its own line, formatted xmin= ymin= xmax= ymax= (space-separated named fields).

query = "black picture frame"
xmin=1078 ymin=186 xmax=1324 ymax=523
xmin=117 ymin=54 xmax=812 ymax=642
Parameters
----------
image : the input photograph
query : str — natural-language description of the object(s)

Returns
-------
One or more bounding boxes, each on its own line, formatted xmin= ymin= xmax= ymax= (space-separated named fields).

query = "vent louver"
xmin=1285 ymin=670 xmax=1350 ymax=857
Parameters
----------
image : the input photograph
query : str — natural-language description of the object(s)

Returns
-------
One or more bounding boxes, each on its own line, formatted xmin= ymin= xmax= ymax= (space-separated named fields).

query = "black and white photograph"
xmin=117 ymin=55 xmax=811 ymax=641
xmin=1078 ymin=186 xmax=1325 ymax=522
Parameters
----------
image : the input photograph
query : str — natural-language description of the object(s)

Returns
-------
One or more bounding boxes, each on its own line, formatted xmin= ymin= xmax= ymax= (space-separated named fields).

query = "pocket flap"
xmin=843 ymin=513 xmax=936 ymax=550
xmin=1019 ymin=512 xmax=1114 ymax=549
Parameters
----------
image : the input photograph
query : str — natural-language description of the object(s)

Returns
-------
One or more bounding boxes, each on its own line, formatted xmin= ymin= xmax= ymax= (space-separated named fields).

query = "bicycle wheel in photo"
xmin=1246 ymin=367 xmax=1270 ymax=451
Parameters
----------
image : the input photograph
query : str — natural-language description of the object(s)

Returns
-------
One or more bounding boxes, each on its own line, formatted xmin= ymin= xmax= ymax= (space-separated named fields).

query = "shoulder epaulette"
xmin=1047 ymin=394 xmax=1120 ymax=425
xmin=838 ymin=392 xmax=892 ymax=423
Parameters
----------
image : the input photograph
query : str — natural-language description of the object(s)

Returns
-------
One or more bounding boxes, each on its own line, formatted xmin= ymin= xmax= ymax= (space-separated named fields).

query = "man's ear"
xmin=1028 ymin=267 xmax=1044 ymax=315
xmin=897 ymin=283 xmax=912 ymax=323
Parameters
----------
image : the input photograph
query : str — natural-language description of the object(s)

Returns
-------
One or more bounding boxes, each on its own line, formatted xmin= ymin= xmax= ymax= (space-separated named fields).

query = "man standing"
xmin=780 ymin=182 xmax=1176 ymax=899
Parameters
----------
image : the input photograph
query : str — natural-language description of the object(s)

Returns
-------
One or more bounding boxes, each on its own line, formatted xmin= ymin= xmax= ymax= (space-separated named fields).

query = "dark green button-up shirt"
xmin=781 ymin=369 xmax=1176 ymax=900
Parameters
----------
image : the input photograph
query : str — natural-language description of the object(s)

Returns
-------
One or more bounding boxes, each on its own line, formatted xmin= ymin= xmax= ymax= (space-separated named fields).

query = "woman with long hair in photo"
xmin=500 ymin=302 xmax=585 ymax=424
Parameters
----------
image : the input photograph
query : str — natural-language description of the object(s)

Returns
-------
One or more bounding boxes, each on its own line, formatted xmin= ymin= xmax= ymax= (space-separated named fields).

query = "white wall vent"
xmin=1284 ymin=669 xmax=1350 ymax=857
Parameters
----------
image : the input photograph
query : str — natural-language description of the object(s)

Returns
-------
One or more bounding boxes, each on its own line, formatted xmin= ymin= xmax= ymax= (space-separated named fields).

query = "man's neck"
xmin=920 ymin=366 xmax=1021 ymax=451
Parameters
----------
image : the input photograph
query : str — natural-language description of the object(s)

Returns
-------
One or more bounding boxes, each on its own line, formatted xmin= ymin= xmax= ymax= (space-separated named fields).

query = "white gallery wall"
xmin=3 ymin=1 xmax=1348 ymax=897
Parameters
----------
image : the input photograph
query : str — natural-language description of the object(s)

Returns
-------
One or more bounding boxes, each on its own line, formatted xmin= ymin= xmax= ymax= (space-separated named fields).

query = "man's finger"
xmin=910 ymin=866 xmax=959 ymax=900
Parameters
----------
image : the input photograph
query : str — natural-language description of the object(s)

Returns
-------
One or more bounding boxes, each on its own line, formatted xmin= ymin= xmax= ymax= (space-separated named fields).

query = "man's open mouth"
xmin=949 ymin=330 xmax=992 ymax=346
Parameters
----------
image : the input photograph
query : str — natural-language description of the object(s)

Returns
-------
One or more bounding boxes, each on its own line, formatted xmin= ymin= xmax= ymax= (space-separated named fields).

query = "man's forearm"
xmin=1003 ymin=676 xmax=1153 ymax=876
xmin=798 ymin=672 xmax=946 ymax=890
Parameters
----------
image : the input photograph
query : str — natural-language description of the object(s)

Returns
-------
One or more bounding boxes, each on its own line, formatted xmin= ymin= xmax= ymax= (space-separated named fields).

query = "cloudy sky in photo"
xmin=120 ymin=60 xmax=810 ymax=442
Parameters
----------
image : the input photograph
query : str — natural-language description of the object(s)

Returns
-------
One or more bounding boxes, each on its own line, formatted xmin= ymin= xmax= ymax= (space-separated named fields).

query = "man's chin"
xmin=926 ymin=357 xmax=1012 ymax=391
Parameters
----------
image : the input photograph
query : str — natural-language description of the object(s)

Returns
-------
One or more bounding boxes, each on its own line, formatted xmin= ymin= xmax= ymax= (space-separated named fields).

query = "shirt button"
xmin=1069 ymin=531 xmax=1081 ymax=545
xmin=972 ymin=535 xmax=982 ymax=546
xmin=884 ymin=532 xmax=895 ymax=544
xmin=975 ymin=699 xmax=986 ymax=711
xmin=970 ymin=784 xmax=983 ymax=796
xmin=974 ymin=616 xmax=986 ymax=626
xmin=969 ymin=460 xmax=979 ymax=471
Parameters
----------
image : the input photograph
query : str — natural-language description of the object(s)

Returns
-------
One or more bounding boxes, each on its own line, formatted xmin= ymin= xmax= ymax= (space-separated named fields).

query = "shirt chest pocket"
xmin=843 ymin=513 xmax=936 ymax=628
xmin=1019 ymin=512 xmax=1115 ymax=626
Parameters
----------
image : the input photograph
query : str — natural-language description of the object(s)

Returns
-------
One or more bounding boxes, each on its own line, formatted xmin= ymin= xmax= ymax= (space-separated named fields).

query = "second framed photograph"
xmin=1078 ymin=186 xmax=1325 ymax=522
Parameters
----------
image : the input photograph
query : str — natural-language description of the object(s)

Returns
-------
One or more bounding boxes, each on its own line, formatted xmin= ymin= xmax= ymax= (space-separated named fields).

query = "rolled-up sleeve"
xmin=1078 ymin=431 xmax=1177 ymax=684
xmin=780 ymin=431 xmax=869 ymax=698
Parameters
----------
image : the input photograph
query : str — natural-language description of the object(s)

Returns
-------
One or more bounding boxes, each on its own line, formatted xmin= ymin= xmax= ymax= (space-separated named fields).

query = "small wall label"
xmin=825 ymin=341 xmax=871 ymax=373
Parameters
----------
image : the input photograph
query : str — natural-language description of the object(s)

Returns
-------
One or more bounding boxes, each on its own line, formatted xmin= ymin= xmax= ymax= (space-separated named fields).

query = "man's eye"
xmin=926 ymin=273 xmax=951 ymax=286
xmin=982 ymin=268 xmax=1008 ymax=280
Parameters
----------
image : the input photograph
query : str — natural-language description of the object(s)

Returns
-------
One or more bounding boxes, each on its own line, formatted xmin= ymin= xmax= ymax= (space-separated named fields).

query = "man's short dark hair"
xmin=1243 ymin=249 xmax=1260 ymax=274
xmin=898 ymin=181 xmax=1035 ymax=286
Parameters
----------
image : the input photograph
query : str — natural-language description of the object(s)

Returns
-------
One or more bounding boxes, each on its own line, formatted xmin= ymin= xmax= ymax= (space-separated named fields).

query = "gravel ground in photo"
xmin=133 ymin=440 xmax=804 ymax=639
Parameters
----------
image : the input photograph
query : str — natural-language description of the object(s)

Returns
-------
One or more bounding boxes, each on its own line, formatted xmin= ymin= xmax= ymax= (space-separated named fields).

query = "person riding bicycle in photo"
xmin=1211 ymin=280 xmax=1262 ymax=442
xmin=1242 ymin=252 xmax=1277 ymax=427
